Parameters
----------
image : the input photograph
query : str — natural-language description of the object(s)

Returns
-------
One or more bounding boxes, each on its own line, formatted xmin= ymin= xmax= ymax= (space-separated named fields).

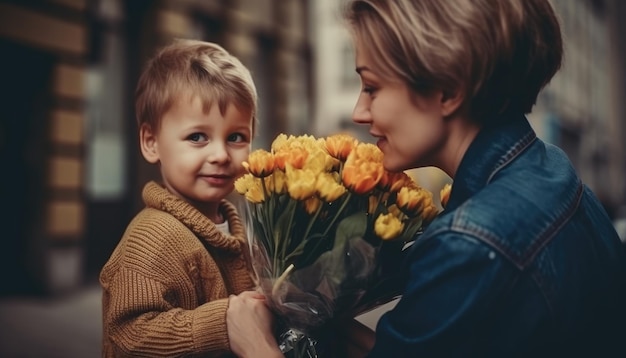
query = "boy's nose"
xmin=207 ymin=142 xmax=229 ymax=163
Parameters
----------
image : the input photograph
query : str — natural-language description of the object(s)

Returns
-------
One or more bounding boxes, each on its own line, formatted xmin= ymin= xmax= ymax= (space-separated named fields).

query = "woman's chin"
xmin=382 ymin=159 xmax=404 ymax=173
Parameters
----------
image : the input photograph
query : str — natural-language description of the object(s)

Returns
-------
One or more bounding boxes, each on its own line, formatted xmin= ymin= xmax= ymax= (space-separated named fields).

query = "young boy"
xmin=100 ymin=40 xmax=282 ymax=357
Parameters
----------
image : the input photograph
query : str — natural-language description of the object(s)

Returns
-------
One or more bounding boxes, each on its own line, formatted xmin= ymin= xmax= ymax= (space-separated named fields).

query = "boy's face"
xmin=141 ymin=94 xmax=253 ymax=209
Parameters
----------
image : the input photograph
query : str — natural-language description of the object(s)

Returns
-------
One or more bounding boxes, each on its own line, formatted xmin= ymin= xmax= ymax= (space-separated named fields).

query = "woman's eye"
xmin=188 ymin=133 xmax=208 ymax=142
xmin=362 ymin=86 xmax=377 ymax=95
xmin=228 ymin=133 xmax=248 ymax=143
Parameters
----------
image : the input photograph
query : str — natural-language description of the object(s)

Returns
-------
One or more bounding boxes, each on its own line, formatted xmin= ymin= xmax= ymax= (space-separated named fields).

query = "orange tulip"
xmin=303 ymin=197 xmax=322 ymax=215
xmin=342 ymin=158 xmax=384 ymax=195
xmin=325 ymin=133 xmax=358 ymax=161
xmin=440 ymin=183 xmax=452 ymax=209
xmin=421 ymin=204 xmax=439 ymax=223
xmin=379 ymin=171 xmax=412 ymax=193
xmin=274 ymin=147 xmax=308 ymax=171
xmin=243 ymin=149 xmax=275 ymax=177
xmin=396 ymin=187 xmax=427 ymax=217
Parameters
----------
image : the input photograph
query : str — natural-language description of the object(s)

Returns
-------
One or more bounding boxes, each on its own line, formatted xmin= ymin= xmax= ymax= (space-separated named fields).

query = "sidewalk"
xmin=0 ymin=284 xmax=102 ymax=358
xmin=0 ymin=282 xmax=392 ymax=358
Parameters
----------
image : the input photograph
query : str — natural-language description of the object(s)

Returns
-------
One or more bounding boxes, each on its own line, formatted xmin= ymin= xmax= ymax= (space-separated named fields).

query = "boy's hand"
xmin=227 ymin=291 xmax=283 ymax=358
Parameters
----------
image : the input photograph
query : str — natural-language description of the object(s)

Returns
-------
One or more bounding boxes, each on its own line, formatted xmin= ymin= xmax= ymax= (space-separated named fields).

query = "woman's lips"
xmin=375 ymin=137 xmax=387 ymax=150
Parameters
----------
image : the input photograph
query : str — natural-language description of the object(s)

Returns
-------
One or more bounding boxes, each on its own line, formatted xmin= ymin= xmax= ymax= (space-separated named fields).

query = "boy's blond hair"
xmin=344 ymin=0 xmax=562 ymax=121
xmin=135 ymin=39 xmax=258 ymax=132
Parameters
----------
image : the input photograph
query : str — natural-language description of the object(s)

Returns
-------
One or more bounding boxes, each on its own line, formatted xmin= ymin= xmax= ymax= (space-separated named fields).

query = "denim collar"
xmin=445 ymin=113 xmax=537 ymax=212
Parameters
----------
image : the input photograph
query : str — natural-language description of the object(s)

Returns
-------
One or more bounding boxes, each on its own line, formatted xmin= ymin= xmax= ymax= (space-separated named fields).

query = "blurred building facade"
xmin=310 ymin=0 xmax=626 ymax=215
xmin=0 ymin=0 xmax=313 ymax=295
xmin=529 ymin=0 xmax=626 ymax=219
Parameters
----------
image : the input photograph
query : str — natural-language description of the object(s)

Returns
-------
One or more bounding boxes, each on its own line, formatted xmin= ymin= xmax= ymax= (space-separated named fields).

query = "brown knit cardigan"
xmin=99 ymin=181 xmax=256 ymax=357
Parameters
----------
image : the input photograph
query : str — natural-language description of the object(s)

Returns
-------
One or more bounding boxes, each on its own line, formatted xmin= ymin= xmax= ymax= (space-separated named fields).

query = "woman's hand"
xmin=226 ymin=291 xmax=283 ymax=358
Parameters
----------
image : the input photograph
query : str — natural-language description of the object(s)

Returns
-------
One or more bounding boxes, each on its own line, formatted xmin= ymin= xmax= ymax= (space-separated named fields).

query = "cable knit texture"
xmin=100 ymin=181 xmax=256 ymax=357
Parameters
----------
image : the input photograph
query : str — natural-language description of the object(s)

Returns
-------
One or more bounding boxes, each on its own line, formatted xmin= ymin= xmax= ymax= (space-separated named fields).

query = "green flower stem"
xmin=285 ymin=192 xmax=354 ymax=264
xmin=282 ymin=203 xmax=323 ymax=263
xmin=280 ymin=199 xmax=298 ymax=271
xmin=322 ymin=192 xmax=353 ymax=237
xmin=260 ymin=178 xmax=278 ymax=274
xmin=272 ymin=263 xmax=295 ymax=297
xmin=302 ymin=202 xmax=323 ymax=242
xmin=256 ymin=179 xmax=275 ymax=261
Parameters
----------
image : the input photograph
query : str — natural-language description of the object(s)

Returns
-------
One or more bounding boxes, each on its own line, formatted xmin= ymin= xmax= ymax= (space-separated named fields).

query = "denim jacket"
xmin=369 ymin=114 xmax=626 ymax=358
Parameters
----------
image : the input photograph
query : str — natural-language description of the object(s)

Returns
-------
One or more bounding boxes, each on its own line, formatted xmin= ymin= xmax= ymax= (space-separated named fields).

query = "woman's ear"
xmin=440 ymin=89 xmax=465 ymax=117
xmin=139 ymin=123 xmax=160 ymax=164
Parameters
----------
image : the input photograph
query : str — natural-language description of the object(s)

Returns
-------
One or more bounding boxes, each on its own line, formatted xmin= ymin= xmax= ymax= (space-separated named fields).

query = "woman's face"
xmin=352 ymin=47 xmax=448 ymax=173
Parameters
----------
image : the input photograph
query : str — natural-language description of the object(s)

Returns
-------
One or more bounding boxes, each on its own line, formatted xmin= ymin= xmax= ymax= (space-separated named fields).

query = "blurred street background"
xmin=1 ymin=0 xmax=626 ymax=357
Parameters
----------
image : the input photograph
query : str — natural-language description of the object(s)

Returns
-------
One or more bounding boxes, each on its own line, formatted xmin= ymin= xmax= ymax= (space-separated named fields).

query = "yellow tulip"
xmin=245 ymin=181 xmax=266 ymax=203
xmin=285 ymin=165 xmax=317 ymax=200
xmin=316 ymin=173 xmax=346 ymax=202
xmin=235 ymin=173 xmax=268 ymax=203
xmin=353 ymin=142 xmax=384 ymax=162
xmin=265 ymin=170 xmax=288 ymax=194
xmin=234 ymin=174 xmax=255 ymax=195
xmin=243 ymin=149 xmax=275 ymax=177
xmin=270 ymin=133 xmax=291 ymax=152
xmin=304 ymin=148 xmax=330 ymax=174
xmin=374 ymin=213 xmax=404 ymax=240
xmin=297 ymin=135 xmax=322 ymax=152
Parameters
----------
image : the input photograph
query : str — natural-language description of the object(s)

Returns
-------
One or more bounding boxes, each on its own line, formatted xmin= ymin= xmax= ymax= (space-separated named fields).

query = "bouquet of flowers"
xmin=234 ymin=133 xmax=441 ymax=357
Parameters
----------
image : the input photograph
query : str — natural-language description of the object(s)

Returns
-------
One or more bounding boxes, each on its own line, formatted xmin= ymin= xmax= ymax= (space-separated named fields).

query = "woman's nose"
xmin=352 ymin=97 xmax=371 ymax=124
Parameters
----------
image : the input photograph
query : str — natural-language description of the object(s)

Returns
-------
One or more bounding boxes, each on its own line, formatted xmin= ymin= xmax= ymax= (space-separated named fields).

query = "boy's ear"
xmin=440 ymin=88 xmax=464 ymax=117
xmin=139 ymin=123 xmax=160 ymax=164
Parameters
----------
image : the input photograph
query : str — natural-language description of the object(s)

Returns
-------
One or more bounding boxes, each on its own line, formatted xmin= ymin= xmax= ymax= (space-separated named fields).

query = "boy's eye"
xmin=188 ymin=133 xmax=208 ymax=142
xmin=228 ymin=133 xmax=248 ymax=143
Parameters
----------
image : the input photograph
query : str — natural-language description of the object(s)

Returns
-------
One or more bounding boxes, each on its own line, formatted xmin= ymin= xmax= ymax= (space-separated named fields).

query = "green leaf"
xmin=401 ymin=217 xmax=423 ymax=243
xmin=333 ymin=211 xmax=368 ymax=250
xmin=302 ymin=211 xmax=372 ymax=292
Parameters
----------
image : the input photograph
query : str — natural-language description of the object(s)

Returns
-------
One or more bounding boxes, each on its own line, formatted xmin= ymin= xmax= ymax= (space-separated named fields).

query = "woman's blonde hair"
xmin=135 ymin=39 xmax=258 ymax=132
xmin=344 ymin=0 xmax=563 ymax=121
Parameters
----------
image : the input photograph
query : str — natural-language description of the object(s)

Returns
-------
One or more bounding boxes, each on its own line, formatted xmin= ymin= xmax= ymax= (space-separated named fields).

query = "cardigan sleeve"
xmin=102 ymin=266 xmax=232 ymax=357
xmin=100 ymin=207 xmax=238 ymax=357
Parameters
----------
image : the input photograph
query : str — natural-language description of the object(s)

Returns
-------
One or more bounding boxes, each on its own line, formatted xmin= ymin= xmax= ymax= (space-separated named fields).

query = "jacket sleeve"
xmin=367 ymin=231 xmax=514 ymax=358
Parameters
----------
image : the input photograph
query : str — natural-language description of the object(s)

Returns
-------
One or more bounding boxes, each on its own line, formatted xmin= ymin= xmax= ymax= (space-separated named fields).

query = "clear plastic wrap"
xmin=235 ymin=133 xmax=440 ymax=357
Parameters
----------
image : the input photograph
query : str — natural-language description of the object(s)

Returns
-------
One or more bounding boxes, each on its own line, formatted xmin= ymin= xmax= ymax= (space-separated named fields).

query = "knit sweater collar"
xmin=142 ymin=181 xmax=246 ymax=253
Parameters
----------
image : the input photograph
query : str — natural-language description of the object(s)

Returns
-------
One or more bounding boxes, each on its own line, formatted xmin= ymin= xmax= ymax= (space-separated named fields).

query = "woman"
xmin=341 ymin=0 xmax=626 ymax=357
